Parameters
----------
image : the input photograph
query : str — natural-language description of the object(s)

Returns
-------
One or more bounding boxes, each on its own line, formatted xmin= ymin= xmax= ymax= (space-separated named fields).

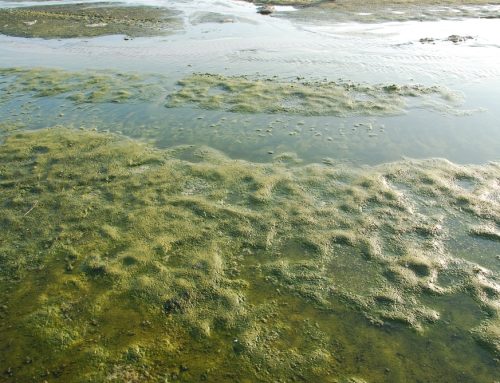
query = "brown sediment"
xmin=252 ymin=0 xmax=498 ymax=5
xmin=260 ymin=0 xmax=500 ymax=24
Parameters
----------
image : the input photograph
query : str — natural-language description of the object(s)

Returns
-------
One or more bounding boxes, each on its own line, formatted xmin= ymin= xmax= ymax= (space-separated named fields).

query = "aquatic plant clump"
xmin=0 ymin=67 xmax=169 ymax=105
xmin=167 ymin=73 xmax=463 ymax=116
xmin=0 ymin=3 xmax=181 ymax=39
xmin=0 ymin=127 xmax=499 ymax=382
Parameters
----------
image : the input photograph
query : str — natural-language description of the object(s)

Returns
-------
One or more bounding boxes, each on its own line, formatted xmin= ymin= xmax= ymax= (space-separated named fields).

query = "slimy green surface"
xmin=0 ymin=1 xmax=499 ymax=381
xmin=0 ymin=68 xmax=462 ymax=117
xmin=0 ymin=127 xmax=498 ymax=382
xmin=0 ymin=3 xmax=181 ymax=39
xmin=167 ymin=73 xmax=460 ymax=116
xmin=0 ymin=67 xmax=169 ymax=104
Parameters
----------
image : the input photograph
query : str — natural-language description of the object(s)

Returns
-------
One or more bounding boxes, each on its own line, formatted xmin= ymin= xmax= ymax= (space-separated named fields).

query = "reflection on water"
xmin=0 ymin=82 xmax=498 ymax=165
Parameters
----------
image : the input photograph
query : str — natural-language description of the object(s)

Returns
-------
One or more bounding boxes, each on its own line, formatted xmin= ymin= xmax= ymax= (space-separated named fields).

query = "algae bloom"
xmin=0 ymin=3 xmax=181 ymax=39
xmin=0 ymin=127 xmax=498 ymax=382
xmin=167 ymin=73 xmax=464 ymax=117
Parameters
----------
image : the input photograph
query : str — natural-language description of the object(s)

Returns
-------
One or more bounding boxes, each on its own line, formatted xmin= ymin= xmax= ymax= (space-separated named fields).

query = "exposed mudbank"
xmin=0 ymin=3 xmax=181 ymax=38
xmin=168 ymin=73 xmax=463 ymax=116
xmin=267 ymin=0 xmax=500 ymax=24
xmin=0 ymin=127 xmax=498 ymax=382
xmin=253 ymin=0 xmax=498 ymax=5
xmin=420 ymin=34 xmax=475 ymax=44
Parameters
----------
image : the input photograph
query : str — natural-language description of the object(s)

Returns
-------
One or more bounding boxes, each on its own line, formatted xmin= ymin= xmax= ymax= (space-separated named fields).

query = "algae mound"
xmin=0 ymin=127 xmax=499 ymax=382
xmin=0 ymin=3 xmax=181 ymax=38
xmin=0 ymin=67 xmax=169 ymax=104
xmin=0 ymin=68 xmax=466 ymax=118
xmin=167 ymin=73 xmax=463 ymax=117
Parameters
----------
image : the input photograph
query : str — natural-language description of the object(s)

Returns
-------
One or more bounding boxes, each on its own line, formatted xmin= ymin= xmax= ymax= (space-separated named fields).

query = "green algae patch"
xmin=470 ymin=224 xmax=500 ymax=241
xmin=473 ymin=320 xmax=500 ymax=357
xmin=0 ymin=67 xmax=169 ymax=104
xmin=0 ymin=3 xmax=181 ymax=39
xmin=0 ymin=127 xmax=499 ymax=382
xmin=0 ymin=67 xmax=469 ymax=119
xmin=167 ymin=73 xmax=463 ymax=117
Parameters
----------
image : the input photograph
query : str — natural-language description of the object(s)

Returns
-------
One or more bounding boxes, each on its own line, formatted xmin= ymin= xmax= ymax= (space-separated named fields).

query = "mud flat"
xmin=0 ymin=127 xmax=498 ymax=382
xmin=0 ymin=3 xmax=181 ymax=38
xmin=253 ymin=0 xmax=498 ymax=5
xmin=258 ymin=0 xmax=500 ymax=23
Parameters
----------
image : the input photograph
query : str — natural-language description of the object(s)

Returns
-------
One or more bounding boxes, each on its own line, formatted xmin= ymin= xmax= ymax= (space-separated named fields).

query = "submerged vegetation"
xmin=0 ymin=127 xmax=498 ymax=382
xmin=168 ymin=73 xmax=463 ymax=116
xmin=0 ymin=68 xmax=467 ymax=118
xmin=0 ymin=67 xmax=169 ymax=105
xmin=0 ymin=3 xmax=181 ymax=39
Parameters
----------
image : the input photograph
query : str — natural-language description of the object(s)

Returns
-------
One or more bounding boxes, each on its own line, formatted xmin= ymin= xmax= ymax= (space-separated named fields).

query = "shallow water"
xmin=1 ymin=1 xmax=500 ymax=164
xmin=0 ymin=0 xmax=499 ymax=382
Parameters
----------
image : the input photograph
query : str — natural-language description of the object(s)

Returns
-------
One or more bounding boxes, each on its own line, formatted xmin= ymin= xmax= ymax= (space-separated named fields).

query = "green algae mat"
xmin=0 ymin=68 xmax=169 ymax=105
xmin=0 ymin=3 xmax=181 ymax=39
xmin=0 ymin=127 xmax=499 ymax=382
xmin=0 ymin=68 xmax=466 ymax=117
xmin=167 ymin=73 xmax=462 ymax=116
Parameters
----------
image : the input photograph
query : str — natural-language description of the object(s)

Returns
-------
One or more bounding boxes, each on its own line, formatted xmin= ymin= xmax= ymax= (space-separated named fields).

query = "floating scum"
xmin=0 ymin=127 xmax=498 ymax=382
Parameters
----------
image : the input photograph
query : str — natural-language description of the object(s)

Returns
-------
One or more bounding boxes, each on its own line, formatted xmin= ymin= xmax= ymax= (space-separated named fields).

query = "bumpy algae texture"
xmin=0 ymin=3 xmax=181 ymax=38
xmin=0 ymin=127 xmax=499 ymax=382
xmin=168 ymin=73 xmax=462 ymax=116
xmin=0 ymin=67 xmax=169 ymax=104
xmin=0 ymin=68 xmax=465 ymax=118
